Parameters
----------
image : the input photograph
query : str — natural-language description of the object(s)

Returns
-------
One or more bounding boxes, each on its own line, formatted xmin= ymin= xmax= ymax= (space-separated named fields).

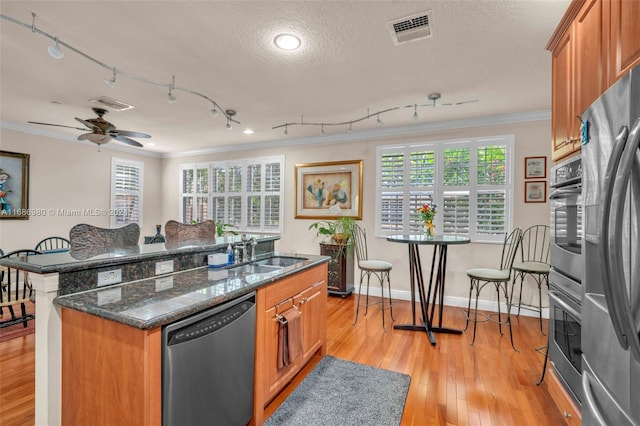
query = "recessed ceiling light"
xmin=274 ymin=33 xmax=301 ymax=50
xmin=243 ymin=129 xmax=254 ymax=135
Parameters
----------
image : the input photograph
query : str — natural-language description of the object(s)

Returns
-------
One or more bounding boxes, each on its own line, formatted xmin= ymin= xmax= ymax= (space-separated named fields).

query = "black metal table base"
xmin=393 ymin=242 xmax=462 ymax=345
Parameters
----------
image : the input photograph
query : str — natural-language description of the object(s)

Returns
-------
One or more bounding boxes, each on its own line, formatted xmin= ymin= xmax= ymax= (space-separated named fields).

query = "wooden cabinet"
xmin=254 ymin=263 xmax=328 ymax=425
xmin=61 ymin=308 xmax=162 ymax=426
xmin=610 ymin=0 xmax=640 ymax=82
xmin=320 ymin=243 xmax=354 ymax=296
xmin=548 ymin=0 xmax=640 ymax=162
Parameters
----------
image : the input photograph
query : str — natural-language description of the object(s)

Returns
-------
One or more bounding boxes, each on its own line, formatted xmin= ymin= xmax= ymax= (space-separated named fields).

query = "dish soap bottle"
xmin=227 ymin=243 xmax=234 ymax=265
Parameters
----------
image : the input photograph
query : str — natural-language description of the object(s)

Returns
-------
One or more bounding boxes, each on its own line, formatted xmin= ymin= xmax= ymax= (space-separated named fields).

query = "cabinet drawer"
xmin=263 ymin=264 xmax=326 ymax=308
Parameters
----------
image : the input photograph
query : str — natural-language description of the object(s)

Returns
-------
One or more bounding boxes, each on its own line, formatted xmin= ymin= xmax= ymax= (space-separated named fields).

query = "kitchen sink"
xmin=227 ymin=263 xmax=281 ymax=276
xmin=253 ymin=256 xmax=308 ymax=267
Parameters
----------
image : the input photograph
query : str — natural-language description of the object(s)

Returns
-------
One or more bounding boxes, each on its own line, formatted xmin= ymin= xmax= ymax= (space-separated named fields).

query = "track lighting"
xmin=283 ymin=125 xmax=288 ymax=136
xmin=48 ymin=36 xmax=64 ymax=59
xmin=167 ymin=75 xmax=177 ymax=103
xmin=272 ymin=93 xmax=478 ymax=134
xmin=2 ymin=12 xmax=242 ymax=131
xmin=104 ymin=67 xmax=116 ymax=88
xmin=226 ymin=119 xmax=232 ymax=130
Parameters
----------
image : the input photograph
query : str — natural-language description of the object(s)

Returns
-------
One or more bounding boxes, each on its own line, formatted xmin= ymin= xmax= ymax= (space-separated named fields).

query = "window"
xmin=376 ymin=136 xmax=513 ymax=242
xmin=180 ymin=156 xmax=284 ymax=233
xmin=111 ymin=158 xmax=143 ymax=227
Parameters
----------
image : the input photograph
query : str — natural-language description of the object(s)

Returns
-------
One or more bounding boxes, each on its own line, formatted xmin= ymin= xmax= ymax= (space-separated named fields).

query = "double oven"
xmin=548 ymin=155 xmax=583 ymax=406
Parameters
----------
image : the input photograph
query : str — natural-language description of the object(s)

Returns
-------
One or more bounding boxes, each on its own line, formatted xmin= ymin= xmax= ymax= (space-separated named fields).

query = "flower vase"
xmin=424 ymin=220 xmax=435 ymax=238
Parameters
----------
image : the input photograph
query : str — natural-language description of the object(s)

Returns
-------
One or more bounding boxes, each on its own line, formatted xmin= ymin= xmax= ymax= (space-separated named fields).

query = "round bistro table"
xmin=386 ymin=234 xmax=470 ymax=346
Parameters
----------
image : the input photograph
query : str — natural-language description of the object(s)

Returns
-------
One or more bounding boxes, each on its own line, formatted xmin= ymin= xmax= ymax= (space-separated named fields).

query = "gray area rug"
xmin=264 ymin=355 xmax=411 ymax=426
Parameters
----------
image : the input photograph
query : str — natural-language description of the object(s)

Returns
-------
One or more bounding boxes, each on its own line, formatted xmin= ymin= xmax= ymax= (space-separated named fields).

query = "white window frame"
xmin=110 ymin=157 xmax=144 ymax=228
xmin=375 ymin=135 xmax=514 ymax=243
xmin=179 ymin=155 xmax=284 ymax=233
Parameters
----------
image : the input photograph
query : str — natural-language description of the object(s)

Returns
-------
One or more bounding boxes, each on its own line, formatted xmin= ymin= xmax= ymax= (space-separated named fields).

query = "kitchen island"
xmin=0 ymin=235 xmax=328 ymax=426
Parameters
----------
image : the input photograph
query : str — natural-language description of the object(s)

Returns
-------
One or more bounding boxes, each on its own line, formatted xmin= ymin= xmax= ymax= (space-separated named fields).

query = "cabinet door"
xmin=574 ymin=0 xmax=606 ymax=116
xmin=551 ymin=29 xmax=575 ymax=161
xmin=297 ymin=281 xmax=327 ymax=362
xmin=263 ymin=301 xmax=299 ymax=402
xmin=610 ymin=0 xmax=640 ymax=82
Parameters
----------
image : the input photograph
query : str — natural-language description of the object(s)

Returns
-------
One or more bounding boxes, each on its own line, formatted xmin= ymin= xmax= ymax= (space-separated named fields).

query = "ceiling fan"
xmin=28 ymin=107 xmax=151 ymax=148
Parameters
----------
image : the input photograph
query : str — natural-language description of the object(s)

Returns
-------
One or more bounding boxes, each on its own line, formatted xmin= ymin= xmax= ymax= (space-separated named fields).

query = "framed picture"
xmin=295 ymin=160 xmax=363 ymax=219
xmin=524 ymin=180 xmax=547 ymax=203
xmin=524 ymin=156 xmax=547 ymax=179
xmin=0 ymin=150 xmax=30 ymax=219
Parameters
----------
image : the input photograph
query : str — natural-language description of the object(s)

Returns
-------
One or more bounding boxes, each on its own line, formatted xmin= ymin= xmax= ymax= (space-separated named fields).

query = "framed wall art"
xmin=524 ymin=180 xmax=547 ymax=203
xmin=295 ymin=160 xmax=363 ymax=219
xmin=0 ymin=150 xmax=30 ymax=219
xmin=524 ymin=156 xmax=547 ymax=179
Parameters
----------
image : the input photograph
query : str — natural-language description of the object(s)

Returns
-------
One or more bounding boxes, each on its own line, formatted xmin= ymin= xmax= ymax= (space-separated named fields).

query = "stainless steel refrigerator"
xmin=581 ymin=64 xmax=640 ymax=425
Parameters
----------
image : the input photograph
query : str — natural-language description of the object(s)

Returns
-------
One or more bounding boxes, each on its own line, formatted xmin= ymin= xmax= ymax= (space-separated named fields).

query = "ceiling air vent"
xmin=387 ymin=10 xmax=433 ymax=45
xmin=89 ymin=96 xmax=134 ymax=112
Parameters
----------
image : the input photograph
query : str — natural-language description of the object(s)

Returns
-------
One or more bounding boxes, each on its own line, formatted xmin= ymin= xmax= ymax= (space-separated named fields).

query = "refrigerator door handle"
xmin=599 ymin=125 xmax=630 ymax=350
xmin=606 ymin=117 xmax=640 ymax=362
xmin=582 ymin=370 xmax=608 ymax=426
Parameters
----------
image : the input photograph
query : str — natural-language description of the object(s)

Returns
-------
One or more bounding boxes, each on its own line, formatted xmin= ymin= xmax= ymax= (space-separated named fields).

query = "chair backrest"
xmin=35 ymin=236 xmax=70 ymax=252
xmin=0 ymin=249 xmax=42 ymax=307
xmin=518 ymin=225 xmax=550 ymax=264
xmin=69 ymin=223 xmax=140 ymax=254
xmin=499 ymin=227 xmax=523 ymax=272
xmin=164 ymin=220 xmax=216 ymax=244
xmin=352 ymin=223 xmax=368 ymax=264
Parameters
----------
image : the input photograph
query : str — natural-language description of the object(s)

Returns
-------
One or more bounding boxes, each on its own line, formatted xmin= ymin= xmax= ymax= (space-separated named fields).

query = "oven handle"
xmin=599 ymin=124 xmax=629 ymax=351
xmin=606 ymin=117 xmax=640 ymax=363
xmin=549 ymin=186 xmax=582 ymax=200
xmin=548 ymin=290 xmax=580 ymax=320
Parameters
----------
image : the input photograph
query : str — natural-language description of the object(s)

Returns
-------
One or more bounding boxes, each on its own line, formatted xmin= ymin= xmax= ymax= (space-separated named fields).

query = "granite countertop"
xmin=54 ymin=253 xmax=329 ymax=330
xmin=0 ymin=234 xmax=280 ymax=274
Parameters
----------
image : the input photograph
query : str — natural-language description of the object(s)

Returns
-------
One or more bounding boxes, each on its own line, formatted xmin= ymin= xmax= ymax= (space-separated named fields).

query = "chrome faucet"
xmin=249 ymin=237 xmax=257 ymax=260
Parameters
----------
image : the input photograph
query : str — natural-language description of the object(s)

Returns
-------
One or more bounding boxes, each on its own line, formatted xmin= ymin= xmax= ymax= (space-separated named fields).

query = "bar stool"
xmin=510 ymin=224 xmax=550 ymax=333
xmin=352 ymin=224 xmax=394 ymax=330
xmin=464 ymin=227 xmax=522 ymax=350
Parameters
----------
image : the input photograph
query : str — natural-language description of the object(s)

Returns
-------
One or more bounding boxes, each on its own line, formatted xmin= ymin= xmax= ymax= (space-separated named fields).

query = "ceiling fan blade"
xmin=28 ymin=121 xmax=88 ymax=131
xmin=113 ymin=135 xmax=144 ymax=147
xmin=112 ymin=129 xmax=151 ymax=138
xmin=75 ymin=117 xmax=101 ymax=131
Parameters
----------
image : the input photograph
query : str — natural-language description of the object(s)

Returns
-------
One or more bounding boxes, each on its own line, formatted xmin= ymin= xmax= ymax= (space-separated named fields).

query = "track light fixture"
xmin=104 ymin=67 xmax=117 ymax=88
xmin=272 ymin=94 xmax=478 ymax=135
xmin=1 ymin=12 xmax=241 ymax=129
xmin=48 ymin=36 xmax=64 ymax=59
xmin=167 ymin=75 xmax=177 ymax=103
xmin=210 ymin=104 xmax=219 ymax=117
xmin=283 ymin=124 xmax=288 ymax=136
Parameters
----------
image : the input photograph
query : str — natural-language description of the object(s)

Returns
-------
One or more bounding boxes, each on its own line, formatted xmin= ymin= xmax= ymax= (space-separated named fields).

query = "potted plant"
xmin=309 ymin=216 xmax=356 ymax=255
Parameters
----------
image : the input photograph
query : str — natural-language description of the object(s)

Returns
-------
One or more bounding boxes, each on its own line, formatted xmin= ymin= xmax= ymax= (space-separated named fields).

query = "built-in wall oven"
xmin=548 ymin=155 xmax=583 ymax=406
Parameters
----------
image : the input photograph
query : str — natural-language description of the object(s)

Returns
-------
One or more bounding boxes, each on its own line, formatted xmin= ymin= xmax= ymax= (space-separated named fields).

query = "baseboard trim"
xmin=353 ymin=286 xmax=549 ymax=320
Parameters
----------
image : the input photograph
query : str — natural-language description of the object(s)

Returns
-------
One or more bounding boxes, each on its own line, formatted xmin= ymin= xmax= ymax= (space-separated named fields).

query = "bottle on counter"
xmin=227 ymin=243 xmax=234 ymax=265
xmin=234 ymin=246 xmax=240 ymax=264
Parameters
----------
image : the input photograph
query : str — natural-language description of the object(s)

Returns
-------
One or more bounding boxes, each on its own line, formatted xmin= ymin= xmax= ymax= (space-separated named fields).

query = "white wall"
xmin=160 ymin=119 xmax=552 ymax=308
xmin=0 ymin=128 xmax=164 ymax=252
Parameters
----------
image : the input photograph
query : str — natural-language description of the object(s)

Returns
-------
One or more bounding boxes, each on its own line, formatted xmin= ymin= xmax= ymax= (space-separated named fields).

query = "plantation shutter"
xmin=380 ymin=152 xmax=404 ymax=232
xmin=111 ymin=158 xmax=143 ymax=227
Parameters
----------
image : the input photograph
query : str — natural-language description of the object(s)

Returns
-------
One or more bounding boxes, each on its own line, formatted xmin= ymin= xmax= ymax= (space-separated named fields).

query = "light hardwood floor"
xmin=0 ymin=295 xmax=580 ymax=425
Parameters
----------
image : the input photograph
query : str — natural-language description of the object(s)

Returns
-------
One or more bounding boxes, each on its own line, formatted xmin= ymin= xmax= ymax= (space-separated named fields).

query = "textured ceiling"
xmin=0 ymin=0 xmax=569 ymax=155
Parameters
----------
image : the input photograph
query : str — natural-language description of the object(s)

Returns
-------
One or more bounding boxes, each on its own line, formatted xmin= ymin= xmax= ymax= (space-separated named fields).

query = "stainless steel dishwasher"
xmin=162 ymin=291 xmax=256 ymax=426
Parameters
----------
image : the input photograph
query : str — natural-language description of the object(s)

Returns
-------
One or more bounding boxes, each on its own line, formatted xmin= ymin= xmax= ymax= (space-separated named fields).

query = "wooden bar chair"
xmin=35 ymin=236 xmax=70 ymax=253
xmin=0 ymin=249 xmax=42 ymax=328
